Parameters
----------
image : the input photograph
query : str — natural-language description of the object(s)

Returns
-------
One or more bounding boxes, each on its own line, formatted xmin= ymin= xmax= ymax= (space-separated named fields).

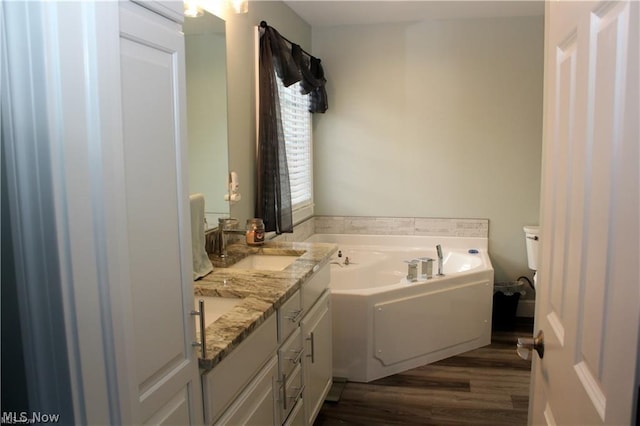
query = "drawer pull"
xmin=285 ymin=309 xmax=303 ymax=323
xmin=288 ymin=385 xmax=305 ymax=403
xmin=285 ymin=348 xmax=304 ymax=365
xmin=306 ymin=332 xmax=315 ymax=363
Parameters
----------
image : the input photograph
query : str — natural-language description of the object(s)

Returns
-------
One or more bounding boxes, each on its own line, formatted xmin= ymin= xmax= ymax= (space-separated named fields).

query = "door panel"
xmin=119 ymin=3 xmax=202 ymax=423
xmin=530 ymin=1 xmax=639 ymax=425
xmin=121 ymin=34 xmax=186 ymax=395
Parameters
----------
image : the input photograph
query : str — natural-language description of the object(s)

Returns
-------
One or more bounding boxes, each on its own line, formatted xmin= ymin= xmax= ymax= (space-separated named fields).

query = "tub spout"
xmin=436 ymin=244 xmax=445 ymax=276
xmin=405 ymin=260 xmax=418 ymax=282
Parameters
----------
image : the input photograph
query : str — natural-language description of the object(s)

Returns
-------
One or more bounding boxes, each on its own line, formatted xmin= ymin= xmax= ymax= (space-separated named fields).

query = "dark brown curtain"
xmin=256 ymin=24 xmax=328 ymax=233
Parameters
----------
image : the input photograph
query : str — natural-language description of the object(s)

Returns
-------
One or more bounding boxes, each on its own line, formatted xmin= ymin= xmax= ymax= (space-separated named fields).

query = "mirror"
xmin=184 ymin=11 xmax=230 ymax=229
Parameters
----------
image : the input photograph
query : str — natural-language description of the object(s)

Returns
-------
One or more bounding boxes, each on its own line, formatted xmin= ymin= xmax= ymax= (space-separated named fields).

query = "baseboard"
xmin=516 ymin=300 xmax=535 ymax=318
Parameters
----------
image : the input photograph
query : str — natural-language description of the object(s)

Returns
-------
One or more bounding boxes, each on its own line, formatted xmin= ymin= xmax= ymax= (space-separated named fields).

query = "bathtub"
xmin=306 ymin=234 xmax=494 ymax=383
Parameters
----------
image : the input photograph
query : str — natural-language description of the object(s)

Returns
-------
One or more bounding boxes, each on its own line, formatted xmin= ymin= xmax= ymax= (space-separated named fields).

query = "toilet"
xmin=523 ymin=225 xmax=540 ymax=287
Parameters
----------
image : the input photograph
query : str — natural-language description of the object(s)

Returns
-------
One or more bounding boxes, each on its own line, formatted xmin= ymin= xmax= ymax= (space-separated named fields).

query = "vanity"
xmin=193 ymin=241 xmax=337 ymax=425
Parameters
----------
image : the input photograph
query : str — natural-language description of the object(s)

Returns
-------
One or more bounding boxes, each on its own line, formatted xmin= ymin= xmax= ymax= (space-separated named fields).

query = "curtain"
xmin=256 ymin=24 xmax=328 ymax=233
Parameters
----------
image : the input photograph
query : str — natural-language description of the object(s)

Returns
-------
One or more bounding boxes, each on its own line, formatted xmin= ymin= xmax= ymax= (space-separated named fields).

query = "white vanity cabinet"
xmin=202 ymin=263 xmax=332 ymax=426
xmin=279 ymin=265 xmax=332 ymax=426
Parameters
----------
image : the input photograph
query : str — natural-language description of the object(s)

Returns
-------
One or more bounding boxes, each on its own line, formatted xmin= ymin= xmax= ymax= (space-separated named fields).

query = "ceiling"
xmin=283 ymin=0 xmax=544 ymax=27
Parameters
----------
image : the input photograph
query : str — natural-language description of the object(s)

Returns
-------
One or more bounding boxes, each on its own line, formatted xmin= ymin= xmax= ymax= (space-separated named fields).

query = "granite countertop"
xmin=193 ymin=241 xmax=337 ymax=372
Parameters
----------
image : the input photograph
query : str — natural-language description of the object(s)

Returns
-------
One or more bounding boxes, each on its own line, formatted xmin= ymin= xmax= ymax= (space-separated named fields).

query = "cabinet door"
xmin=214 ymin=356 xmax=278 ymax=426
xmin=300 ymin=290 xmax=332 ymax=425
xmin=118 ymin=3 xmax=202 ymax=424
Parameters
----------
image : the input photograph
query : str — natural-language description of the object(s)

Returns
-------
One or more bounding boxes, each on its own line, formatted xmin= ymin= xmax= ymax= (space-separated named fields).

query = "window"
xmin=276 ymin=78 xmax=314 ymax=224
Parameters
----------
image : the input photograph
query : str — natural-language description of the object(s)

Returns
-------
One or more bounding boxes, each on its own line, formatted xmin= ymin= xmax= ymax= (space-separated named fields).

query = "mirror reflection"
xmin=184 ymin=11 xmax=230 ymax=229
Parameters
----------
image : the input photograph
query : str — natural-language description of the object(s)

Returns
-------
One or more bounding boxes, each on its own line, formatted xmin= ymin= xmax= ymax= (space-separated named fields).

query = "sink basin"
xmin=228 ymin=254 xmax=299 ymax=271
xmin=194 ymin=296 xmax=242 ymax=332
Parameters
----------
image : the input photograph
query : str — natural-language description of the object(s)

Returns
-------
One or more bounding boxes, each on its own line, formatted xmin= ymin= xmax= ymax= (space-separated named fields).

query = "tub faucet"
xmin=436 ymin=244 xmax=445 ymax=276
xmin=405 ymin=260 xmax=418 ymax=282
xmin=416 ymin=257 xmax=434 ymax=279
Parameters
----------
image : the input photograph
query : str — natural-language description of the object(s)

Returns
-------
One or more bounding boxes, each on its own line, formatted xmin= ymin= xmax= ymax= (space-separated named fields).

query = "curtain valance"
xmin=259 ymin=21 xmax=328 ymax=113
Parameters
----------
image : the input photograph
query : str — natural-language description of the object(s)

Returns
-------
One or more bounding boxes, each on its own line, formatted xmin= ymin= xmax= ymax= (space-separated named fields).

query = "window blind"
xmin=276 ymin=78 xmax=313 ymax=217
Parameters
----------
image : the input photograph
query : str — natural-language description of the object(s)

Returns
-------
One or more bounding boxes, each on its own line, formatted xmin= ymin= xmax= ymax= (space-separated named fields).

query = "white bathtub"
xmin=306 ymin=234 xmax=494 ymax=383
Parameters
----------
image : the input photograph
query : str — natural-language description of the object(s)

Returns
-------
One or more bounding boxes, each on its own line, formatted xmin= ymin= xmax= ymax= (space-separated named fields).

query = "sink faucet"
xmin=215 ymin=218 xmax=245 ymax=258
xmin=436 ymin=244 xmax=444 ymax=276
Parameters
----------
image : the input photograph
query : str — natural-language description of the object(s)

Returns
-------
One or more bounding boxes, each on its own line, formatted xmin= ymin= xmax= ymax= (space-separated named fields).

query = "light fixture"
xmin=230 ymin=0 xmax=248 ymax=14
xmin=184 ymin=0 xmax=204 ymax=17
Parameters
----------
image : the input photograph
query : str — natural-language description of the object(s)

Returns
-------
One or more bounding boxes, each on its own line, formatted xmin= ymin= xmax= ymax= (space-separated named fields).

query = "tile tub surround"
xmin=314 ymin=216 xmax=489 ymax=238
xmin=271 ymin=216 xmax=316 ymax=243
xmin=193 ymin=241 xmax=337 ymax=371
xmin=204 ymin=216 xmax=486 ymax=248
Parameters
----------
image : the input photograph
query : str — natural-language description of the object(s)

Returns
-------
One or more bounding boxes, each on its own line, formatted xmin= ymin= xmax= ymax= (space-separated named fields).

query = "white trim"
xmin=574 ymin=361 xmax=606 ymax=421
xmin=2 ymin=1 xmax=95 ymax=422
xmin=543 ymin=403 xmax=558 ymax=426
xmin=293 ymin=203 xmax=314 ymax=226
xmin=45 ymin=2 xmax=126 ymax=423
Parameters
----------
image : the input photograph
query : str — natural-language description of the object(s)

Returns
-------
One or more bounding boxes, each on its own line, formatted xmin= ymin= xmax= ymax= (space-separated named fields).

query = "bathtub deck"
xmin=314 ymin=318 xmax=533 ymax=426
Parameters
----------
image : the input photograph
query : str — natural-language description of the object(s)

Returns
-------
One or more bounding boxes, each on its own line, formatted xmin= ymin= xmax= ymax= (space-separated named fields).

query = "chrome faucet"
xmin=215 ymin=218 xmax=245 ymax=258
xmin=405 ymin=260 xmax=418 ymax=282
xmin=436 ymin=244 xmax=444 ymax=276
xmin=415 ymin=257 xmax=434 ymax=279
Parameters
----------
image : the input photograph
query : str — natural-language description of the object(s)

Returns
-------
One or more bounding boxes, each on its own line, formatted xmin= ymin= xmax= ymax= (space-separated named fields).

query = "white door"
xmin=529 ymin=1 xmax=639 ymax=425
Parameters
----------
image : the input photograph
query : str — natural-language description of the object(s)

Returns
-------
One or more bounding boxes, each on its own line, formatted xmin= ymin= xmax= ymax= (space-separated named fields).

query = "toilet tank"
xmin=523 ymin=225 xmax=540 ymax=270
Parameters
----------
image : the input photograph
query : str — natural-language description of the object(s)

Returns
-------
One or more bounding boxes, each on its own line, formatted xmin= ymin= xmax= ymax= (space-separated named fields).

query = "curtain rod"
xmin=259 ymin=21 xmax=315 ymax=60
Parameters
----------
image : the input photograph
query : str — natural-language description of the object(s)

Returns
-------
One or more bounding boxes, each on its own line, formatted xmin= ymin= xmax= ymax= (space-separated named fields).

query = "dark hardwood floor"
xmin=315 ymin=320 xmax=533 ymax=426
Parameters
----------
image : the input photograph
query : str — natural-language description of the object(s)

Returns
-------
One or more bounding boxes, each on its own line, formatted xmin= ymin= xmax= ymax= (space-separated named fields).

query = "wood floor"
xmin=315 ymin=320 xmax=534 ymax=426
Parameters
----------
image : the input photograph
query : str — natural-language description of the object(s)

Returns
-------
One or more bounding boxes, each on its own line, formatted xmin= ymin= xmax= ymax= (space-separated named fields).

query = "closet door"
xmin=119 ymin=2 xmax=203 ymax=424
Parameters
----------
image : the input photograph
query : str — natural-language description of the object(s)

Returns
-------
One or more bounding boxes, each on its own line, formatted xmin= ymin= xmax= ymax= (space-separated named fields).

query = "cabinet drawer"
xmin=279 ymin=363 xmax=303 ymax=422
xmin=203 ymin=314 xmax=278 ymax=424
xmin=279 ymin=328 xmax=303 ymax=379
xmin=278 ymin=290 xmax=302 ymax=342
xmin=214 ymin=355 xmax=278 ymax=426
xmin=283 ymin=397 xmax=304 ymax=426
xmin=302 ymin=264 xmax=329 ymax=312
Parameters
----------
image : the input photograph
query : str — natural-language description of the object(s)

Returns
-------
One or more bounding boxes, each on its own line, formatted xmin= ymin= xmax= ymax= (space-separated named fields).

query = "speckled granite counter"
xmin=193 ymin=241 xmax=337 ymax=372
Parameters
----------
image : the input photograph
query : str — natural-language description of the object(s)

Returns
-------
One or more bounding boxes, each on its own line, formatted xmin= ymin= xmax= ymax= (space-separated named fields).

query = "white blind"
xmin=276 ymin=78 xmax=313 ymax=215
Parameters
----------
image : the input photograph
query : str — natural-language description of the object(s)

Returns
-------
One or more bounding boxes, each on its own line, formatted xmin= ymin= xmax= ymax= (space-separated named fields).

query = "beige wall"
xmin=311 ymin=17 xmax=544 ymax=282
